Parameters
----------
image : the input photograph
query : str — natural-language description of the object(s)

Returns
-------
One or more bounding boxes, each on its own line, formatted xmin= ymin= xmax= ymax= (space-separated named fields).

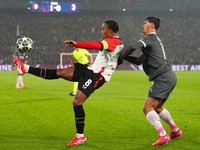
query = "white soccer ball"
xmin=16 ymin=37 xmax=33 ymax=53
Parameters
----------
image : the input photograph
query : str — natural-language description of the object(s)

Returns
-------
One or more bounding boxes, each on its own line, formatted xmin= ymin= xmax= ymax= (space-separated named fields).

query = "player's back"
xmin=141 ymin=34 xmax=171 ymax=81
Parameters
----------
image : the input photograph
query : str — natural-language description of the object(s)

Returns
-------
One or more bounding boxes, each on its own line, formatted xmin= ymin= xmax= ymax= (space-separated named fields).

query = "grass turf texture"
xmin=0 ymin=71 xmax=199 ymax=150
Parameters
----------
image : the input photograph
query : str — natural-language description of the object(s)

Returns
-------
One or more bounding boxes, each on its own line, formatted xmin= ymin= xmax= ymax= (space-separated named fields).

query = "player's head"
xmin=143 ymin=17 xmax=160 ymax=35
xmin=101 ymin=20 xmax=119 ymax=38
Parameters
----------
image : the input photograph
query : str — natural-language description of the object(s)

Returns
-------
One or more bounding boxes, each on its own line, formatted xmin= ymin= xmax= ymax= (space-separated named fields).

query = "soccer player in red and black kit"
xmin=14 ymin=50 xmax=28 ymax=89
xmin=13 ymin=20 xmax=124 ymax=146
xmin=120 ymin=17 xmax=182 ymax=146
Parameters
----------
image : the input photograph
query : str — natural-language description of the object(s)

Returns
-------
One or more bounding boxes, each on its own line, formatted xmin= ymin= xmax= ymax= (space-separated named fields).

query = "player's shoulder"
xmin=140 ymin=34 xmax=151 ymax=41
xmin=103 ymin=37 xmax=121 ymax=45
xmin=146 ymin=33 xmax=158 ymax=40
xmin=139 ymin=34 xmax=156 ymax=46
xmin=104 ymin=36 xmax=121 ymax=41
xmin=101 ymin=37 xmax=123 ymax=51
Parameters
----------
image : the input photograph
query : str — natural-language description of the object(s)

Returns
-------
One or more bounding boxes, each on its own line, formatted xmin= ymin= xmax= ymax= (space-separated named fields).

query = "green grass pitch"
xmin=0 ymin=71 xmax=200 ymax=150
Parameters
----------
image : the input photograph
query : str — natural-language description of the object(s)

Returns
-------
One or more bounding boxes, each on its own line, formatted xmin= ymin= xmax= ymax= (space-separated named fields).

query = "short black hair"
xmin=104 ymin=20 xmax=119 ymax=33
xmin=145 ymin=17 xmax=160 ymax=30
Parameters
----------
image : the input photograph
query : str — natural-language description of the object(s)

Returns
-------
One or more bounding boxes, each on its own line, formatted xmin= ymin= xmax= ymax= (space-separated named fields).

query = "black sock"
xmin=73 ymin=105 xmax=85 ymax=134
xmin=28 ymin=67 xmax=58 ymax=79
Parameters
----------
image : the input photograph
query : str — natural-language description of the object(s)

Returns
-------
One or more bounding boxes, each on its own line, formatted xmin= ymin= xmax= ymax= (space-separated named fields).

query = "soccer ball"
xmin=16 ymin=37 xmax=34 ymax=53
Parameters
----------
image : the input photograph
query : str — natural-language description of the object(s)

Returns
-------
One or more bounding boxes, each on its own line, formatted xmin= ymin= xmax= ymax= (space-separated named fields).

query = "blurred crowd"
xmin=1 ymin=9 xmax=200 ymax=65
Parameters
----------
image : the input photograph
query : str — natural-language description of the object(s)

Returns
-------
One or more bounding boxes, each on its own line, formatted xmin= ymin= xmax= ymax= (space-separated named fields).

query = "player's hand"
xmin=64 ymin=40 xmax=77 ymax=47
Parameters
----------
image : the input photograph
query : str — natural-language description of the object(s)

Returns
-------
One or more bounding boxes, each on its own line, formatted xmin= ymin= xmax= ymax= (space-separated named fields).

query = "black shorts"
xmin=148 ymin=70 xmax=177 ymax=102
xmin=72 ymin=63 xmax=105 ymax=97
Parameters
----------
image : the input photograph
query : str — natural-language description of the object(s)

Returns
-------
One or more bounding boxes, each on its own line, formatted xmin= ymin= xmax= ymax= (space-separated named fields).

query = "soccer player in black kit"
xmin=120 ymin=17 xmax=182 ymax=146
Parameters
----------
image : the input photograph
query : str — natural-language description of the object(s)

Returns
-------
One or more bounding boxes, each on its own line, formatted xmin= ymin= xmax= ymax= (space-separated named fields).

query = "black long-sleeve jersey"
xmin=121 ymin=33 xmax=172 ymax=81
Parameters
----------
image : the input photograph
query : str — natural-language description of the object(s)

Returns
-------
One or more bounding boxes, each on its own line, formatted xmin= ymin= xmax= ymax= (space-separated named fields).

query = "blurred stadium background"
xmin=1 ymin=1 xmax=200 ymax=149
xmin=0 ymin=0 xmax=200 ymax=69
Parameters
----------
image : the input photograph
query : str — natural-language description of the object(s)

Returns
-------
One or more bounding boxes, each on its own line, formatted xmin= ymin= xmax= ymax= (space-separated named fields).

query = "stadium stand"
xmin=1 ymin=0 xmax=200 ymax=65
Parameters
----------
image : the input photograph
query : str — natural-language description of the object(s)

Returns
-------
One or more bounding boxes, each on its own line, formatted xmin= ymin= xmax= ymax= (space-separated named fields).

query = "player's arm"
xmin=118 ymin=41 xmax=145 ymax=65
xmin=124 ymin=54 xmax=146 ymax=65
xmin=120 ymin=41 xmax=144 ymax=59
xmin=64 ymin=38 xmax=120 ymax=51
xmin=64 ymin=40 xmax=103 ymax=50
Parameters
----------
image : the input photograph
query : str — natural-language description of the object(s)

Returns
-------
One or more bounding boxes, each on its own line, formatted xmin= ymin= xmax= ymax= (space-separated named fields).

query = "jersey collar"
xmin=149 ymin=32 xmax=156 ymax=35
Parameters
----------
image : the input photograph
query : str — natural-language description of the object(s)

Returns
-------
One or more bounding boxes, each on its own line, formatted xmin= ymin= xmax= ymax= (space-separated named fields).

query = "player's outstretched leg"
xmin=13 ymin=54 xmax=74 ymax=80
xmin=14 ymin=55 xmax=26 ymax=74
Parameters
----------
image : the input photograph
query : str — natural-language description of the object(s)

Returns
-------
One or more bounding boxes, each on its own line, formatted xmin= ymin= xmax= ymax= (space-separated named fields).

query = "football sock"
xmin=19 ymin=75 xmax=24 ymax=86
xmin=16 ymin=75 xmax=21 ymax=87
xmin=146 ymin=110 xmax=167 ymax=136
xmin=159 ymin=108 xmax=179 ymax=132
xmin=16 ymin=75 xmax=23 ymax=86
xmin=28 ymin=67 xmax=58 ymax=79
xmin=73 ymin=105 xmax=85 ymax=134
xmin=170 ymin=124 xmax=179 ymax=132
xmin=76 ymin=133 xmax=84 ymax=138
xmin=73 ymin=82 xmax=78 ymax=93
